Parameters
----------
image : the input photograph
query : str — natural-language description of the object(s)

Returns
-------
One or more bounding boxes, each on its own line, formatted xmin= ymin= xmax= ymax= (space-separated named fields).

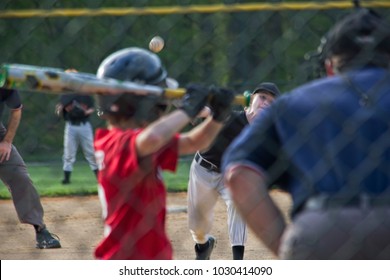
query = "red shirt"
xmin=93 ymin=127 xmax=179 ymax=260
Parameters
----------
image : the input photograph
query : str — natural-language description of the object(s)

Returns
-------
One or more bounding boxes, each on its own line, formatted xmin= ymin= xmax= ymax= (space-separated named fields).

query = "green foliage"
xmin=0 ymin=159 xmax=192 ymax=199
xmin=162 ymin=158 xmax=192 ymax=192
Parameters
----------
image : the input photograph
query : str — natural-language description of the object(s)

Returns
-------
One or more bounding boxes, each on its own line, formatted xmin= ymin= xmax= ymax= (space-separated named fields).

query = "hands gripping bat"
xmin=0 ymin=63 xmax=250 ymax=106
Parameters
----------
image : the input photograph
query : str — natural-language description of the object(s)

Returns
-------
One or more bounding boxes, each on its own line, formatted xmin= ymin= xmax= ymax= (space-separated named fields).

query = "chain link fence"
xmin=2 ymin=1 xmax=389 ymax=161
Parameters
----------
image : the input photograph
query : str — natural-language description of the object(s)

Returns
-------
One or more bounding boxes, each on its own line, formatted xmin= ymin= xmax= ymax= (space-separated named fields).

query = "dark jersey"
xmin=0 ymin=88 xmax=22 ymax=116
xmin=200 ymin=111 xmax=248 ymax=169
xmin=0 ymin=88 xmax=22 ymax=136
xmin=59 ymin=94 xmax=94 ymax=122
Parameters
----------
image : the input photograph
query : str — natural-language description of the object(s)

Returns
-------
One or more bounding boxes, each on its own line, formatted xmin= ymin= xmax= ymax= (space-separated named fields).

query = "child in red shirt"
xmin=93 ymin=47 xmax=234 ymax=260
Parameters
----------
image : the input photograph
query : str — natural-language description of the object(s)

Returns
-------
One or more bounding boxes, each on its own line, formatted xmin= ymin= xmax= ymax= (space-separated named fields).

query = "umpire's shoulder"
xmin=283 ymin=76 xmax=332 ymax=99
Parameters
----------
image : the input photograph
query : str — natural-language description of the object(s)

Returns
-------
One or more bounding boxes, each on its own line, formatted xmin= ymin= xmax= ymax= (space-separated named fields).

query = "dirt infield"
xmin=0 ymin=190 xmax=291 ymax=260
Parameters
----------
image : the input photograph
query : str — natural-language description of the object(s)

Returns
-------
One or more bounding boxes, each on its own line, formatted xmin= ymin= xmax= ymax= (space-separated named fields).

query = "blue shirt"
xmin=222 ymin=67 xmax=390 ymax=215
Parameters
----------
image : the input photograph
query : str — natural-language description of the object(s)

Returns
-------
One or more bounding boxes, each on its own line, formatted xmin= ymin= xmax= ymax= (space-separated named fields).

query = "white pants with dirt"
xmin=187 ymin=157 xmax=247 ymax=246
xmin=63 ymin=121 xmax=98 ymax=172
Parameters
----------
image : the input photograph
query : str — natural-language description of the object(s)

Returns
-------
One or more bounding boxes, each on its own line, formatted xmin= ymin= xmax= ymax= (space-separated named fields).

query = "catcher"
xmin=0 ymin=87 xmax=61 ymax=249
xmin=93 ymin=47 xmax=235 ymax=260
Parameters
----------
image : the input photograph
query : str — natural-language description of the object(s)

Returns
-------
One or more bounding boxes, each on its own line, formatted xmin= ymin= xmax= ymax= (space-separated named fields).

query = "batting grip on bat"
xmin=0 ymin=63 xmax=250 ymax=107
xmin=164 ymin=88 xmax=248 ymax=107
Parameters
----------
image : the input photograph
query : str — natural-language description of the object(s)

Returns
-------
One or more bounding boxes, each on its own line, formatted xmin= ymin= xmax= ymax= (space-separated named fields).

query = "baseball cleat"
xmin=195 ymin=236 xmax=216 ymax=260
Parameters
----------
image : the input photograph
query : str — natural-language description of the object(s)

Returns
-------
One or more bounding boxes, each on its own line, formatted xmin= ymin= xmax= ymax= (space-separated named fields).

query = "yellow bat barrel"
xmin=164 ymin=88 xmax=250 ymax=107
xmin=0 ymin=63 xmax=251 ymax=107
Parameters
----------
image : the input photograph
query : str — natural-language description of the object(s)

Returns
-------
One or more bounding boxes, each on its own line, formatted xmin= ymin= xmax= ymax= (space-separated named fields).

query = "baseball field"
xmin=0 ymin=190 xmax=291 ymax=260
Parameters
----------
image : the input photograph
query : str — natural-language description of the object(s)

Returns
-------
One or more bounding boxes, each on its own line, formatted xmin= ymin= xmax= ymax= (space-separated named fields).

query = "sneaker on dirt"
xmin=36 ymin=228 xmax=61 ymax=249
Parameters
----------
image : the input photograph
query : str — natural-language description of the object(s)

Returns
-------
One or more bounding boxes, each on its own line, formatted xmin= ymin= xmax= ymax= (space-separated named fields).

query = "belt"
xmin=68 ymin=120 xmax=88 ymax=126
xmin=303 ymin=194 xmax=390 ymax=211
xmin=195 ymin=152 xmax=220 ymax=173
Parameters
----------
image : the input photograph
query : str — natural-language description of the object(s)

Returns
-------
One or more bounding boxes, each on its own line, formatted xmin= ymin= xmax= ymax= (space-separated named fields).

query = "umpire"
xmin=0 ymin=88 xmax=61 ymax=249
xmin=223 ymin=8 xmax=390 ymax=259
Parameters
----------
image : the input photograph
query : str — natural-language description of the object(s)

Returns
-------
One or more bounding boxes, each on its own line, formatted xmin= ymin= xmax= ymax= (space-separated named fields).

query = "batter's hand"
xmin=180 ymin=84 xmax=210 ymax=119
xmin=0 ymin=141 xmax=12 ymax=162
xmin=208 ymin=86 xmax=235 ymax=122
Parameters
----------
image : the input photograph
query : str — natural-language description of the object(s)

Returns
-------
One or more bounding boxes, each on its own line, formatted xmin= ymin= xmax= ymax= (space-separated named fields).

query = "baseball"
xmin=149 ymin=36 xmax=164 ymax=53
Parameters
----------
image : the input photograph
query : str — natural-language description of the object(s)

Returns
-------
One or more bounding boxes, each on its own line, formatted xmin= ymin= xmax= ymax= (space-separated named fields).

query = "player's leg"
xmin=187 ymin=158 xmax=219 ymax=259
xmin=220 ymin=185 xmax=248 ymax=260
xmin=62 ymin=122 xmax=78 ymax=184
xmin=0 ymin=145 xmax=61 ymax=249
xmin=79 ymin=122 xmax=98 ymax=178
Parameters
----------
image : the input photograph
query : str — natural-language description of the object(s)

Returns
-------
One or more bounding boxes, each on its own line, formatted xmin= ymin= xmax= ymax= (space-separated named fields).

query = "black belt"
xmin=68 ymin=120 xmax=88 ymax=126
xmin=195 ymin=152 xmax=220 ymax=173
xmin=303 ymin=195 xmax=390 ymax=211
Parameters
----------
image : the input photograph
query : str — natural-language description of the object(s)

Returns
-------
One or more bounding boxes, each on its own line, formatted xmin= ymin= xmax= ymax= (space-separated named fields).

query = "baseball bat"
xmin=0 ymin=63 xmax=250 ymax=106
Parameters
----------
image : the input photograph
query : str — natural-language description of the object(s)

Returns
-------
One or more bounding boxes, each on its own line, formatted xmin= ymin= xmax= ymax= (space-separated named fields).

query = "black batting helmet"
xmin=322 ymin=9 xmax=390 ymax=71
xmin=96 ymin=47 xmax=173 ymax=122
xmin=97 ymin=47 xmax=168 ymax=85
xmin=304 ymin=9 xmax=390 ymax=76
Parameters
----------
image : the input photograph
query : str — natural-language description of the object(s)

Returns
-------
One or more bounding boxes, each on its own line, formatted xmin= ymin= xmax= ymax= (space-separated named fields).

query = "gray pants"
xmin=1 ymin=145 xmax=44 ymax=227
xmin=279 ymin=208 xmax=390 ymax=259
xmin=63 ymin=121 xmax=97 ymax=172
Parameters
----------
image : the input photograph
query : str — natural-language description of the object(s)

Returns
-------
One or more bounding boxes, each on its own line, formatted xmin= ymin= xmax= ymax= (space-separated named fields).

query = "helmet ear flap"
xmin=96 ymin=93 xmax=164 ymax=123
xmin=133 ymin=95 xmax=165 ymax=123
xmin=96 ymin=94 xmax=136 ymax=118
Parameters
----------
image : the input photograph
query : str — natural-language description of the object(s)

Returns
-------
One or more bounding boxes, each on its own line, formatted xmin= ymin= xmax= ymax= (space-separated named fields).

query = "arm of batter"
xmin=136 ymin=85 xmax=233 ymax=158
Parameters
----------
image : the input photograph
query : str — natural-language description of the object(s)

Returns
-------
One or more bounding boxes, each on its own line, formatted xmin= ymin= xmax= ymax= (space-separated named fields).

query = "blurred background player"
xmin=93 ymin=47 xmax=235 ymax=260
xmin=0 ymin=87 xmax=61 ymax=249
xmin=187 ymin=82 xmax=280 ymax=260
xmin=223 ymin=8 xmax=390 ymax=259
xmin=55 ymin=70 xmax=98 ymax=185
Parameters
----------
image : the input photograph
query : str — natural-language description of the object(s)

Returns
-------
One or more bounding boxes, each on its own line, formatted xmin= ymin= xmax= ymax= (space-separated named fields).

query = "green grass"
xmin=0 ymin=159 xmax=192 ymax=199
